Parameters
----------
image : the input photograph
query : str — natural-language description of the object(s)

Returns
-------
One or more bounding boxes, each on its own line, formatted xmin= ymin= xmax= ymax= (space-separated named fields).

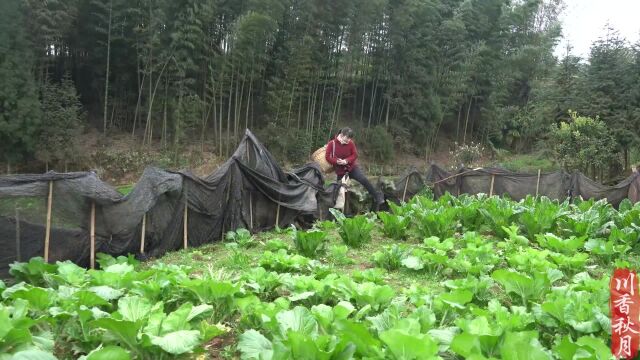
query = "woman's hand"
xmin=337 ymin=158 xmax=347 ymax=165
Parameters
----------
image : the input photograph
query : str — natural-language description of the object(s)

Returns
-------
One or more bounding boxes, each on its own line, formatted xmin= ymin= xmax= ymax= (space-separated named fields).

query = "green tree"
xmin=550 ymin=111 xmax=618 ymax=179
xmin=584 ymin=26 xmax=635 ymax=170
xmin=36 ymin=75 xmax=85 ymax=170
xmin=0 ymin=0 xmax=42 ymax=170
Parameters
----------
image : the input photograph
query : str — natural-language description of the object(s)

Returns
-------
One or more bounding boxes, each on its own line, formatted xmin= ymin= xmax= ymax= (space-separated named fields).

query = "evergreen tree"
xmin=0 ymin=0 xmax=42 ymax=168
xmin=36 ymin=75 xmax=85 ymax=169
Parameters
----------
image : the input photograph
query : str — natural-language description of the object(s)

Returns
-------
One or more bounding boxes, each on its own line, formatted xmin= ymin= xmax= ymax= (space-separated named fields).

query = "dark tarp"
xmin=0 ymin=130 xmax=338 ymax=276
xmin=2 ymin=132 xmax=639 ymax=277
xmin=426 ymin=164 xmax=640 ymax=206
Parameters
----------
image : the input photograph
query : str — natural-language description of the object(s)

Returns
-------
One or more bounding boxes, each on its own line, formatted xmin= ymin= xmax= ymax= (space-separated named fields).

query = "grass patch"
xmin=496 ymin=152 xmax=557 ymax=173
xmin=116 ymin=184 xmax=134 ymax=195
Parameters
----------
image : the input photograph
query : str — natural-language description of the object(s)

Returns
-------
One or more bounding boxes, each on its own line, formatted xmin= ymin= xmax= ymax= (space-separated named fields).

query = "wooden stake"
xmin=183 ymin=201 xmax=188 ymax=250
xmin=345 ymin=191 xmax=349 ymax=215
xmin=44 ymin=181 xmax=53 ymax=262
xmin=15 ymin=206 xmax=21 ymax=262
xmin=275 ymin=204 xmax=280 ymax=228
xmin=249 ymin=192 xmax=253 ymax=230
xmin=535 ymin=169 xmax=541 ymax=197
xmin=90 ymin=201 xmax=96 ymax=269
xmin=140 ymin=213 xmax=146 ymax=254
xmin=402 ymin=176 xmax=410 ymax=202
xmin=489 ymin=174 xmax=495 ymax=197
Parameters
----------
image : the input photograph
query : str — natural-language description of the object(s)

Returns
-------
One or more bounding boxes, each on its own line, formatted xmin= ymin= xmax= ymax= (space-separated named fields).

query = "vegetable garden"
xmin=2 ymin=193 xmax=639 ymax=359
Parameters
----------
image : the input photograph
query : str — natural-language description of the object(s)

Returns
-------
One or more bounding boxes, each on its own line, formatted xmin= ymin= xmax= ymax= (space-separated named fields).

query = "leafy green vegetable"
xmin=226 ymin=228 xmax=255 ymax=248
xmin=337 ymin=215 xmax=373 ymax=248
xmin=292 ymin=227 xmax=327 ymax=258
xmin=372 ymin=245 xmax=406 ymax=270
xmin=378 ymin=212 xmax=410 ymax=240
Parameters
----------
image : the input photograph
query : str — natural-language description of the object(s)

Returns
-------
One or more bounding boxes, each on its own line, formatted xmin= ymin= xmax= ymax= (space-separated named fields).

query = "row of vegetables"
xmin=1 ymin=194 xmax=638 ymax=359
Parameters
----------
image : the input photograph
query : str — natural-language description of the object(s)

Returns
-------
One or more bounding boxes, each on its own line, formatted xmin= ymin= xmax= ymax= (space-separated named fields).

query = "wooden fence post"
xmin=15 ymin=206 xmax=21 ymax=262
xmin=535 ymin=169 xmax=541 ymax=197
xmin=249 ymin=192 xmax=253 ymax=231
xmin=489 ymin=174 xmax=495 ymax=197
xmin=140 ymin=213 xmax=146 ymax=254
xmin=44 ymin=181 xmax=53 ymax=262
xmin=90 ymin=201 xmax=96 ymax=269
xmin=402 ymin=176 xmax=410 ymax=202
xmin=183 ymin=201 xmax=188 ymax=250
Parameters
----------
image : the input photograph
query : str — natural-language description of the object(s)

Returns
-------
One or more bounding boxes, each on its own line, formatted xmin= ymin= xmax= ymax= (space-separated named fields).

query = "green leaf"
xmin=276 ymin=306 xmax=318 ymax=337
xmin=56 ymin=261 xmax=86 ymax=286
xmin=0 ymin=328 xmax=32 ymax=353
xmin=91 ymin=318 xmax=141 ymax=352
xmin=450 ymin=332 xmax=484 ymax=357
xmin=286 ymin=331 xmax=321 ymax=359
xmin=500 ymin=331 xmax=552 ymax=360
xmin=333 ymin=301 xmax=355 ymax=320
xmin=142 ymin=301 xmax=165 ymax=336
xmin=161 ymin=303 xmax=193 ymax=333
xmin=9 ymin=258 xmax=57 ymax=285
xmin=334 ymin=320 xmax=382 ymax=357
xmin=187 ymin=304 xmax=213 ymax=322
xmin=74 ymin=290 xmax=110 ymax=307
xmin=238 ymin=330 xmax=273 ymax=360
xmin=465 ymin=316 xmax=499 ymax=337
xmin=150 ymin=330 xmax=201 ymax=355
xmin=575 ymin=336 xmax=611 ymax=359
xmin=401 ymin=256 xmax=424 ymax=270
xmin=199 ymin=321 xmax=226 ymax=342
xmin=182 ymin=279 xmax=240 ymax=303
xmin=10 ymin=350 xmax=57 ymax=360
xmin=427 ymin=327 xmax=458 ymax=352
xmin=10 ymin=287 xmax=54 ymax=311
xmin=89 ymin=286 xmax=124 ymax=301
xmin=287 ymin=291 xmax=315 ymax=302
xmin=293 ymin=229 xmax=327 ymax=258
xmin=103 ymin=263 xmax=134 ymax=275
xmin=85 ymin=345 xmax=131 ymax=360
xmin=438 ymin=290 xmax=473 ymax=309
xmin=0 ymin=307 xmax=11 ymax=339
xmin=118 ymin=296 xmax=152 ymax=322
xmin=492 ymin=269 xmax=549 ymax=305
xmin=32 ymin=331 xmax=55 ymax=352
xmin=552 ymin=336 xmax=580 ymax=360
xmin=380 ymin=329 xmax=439 ymax=359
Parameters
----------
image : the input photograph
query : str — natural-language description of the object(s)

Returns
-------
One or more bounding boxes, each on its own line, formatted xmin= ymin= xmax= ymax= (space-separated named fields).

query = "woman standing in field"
xmin=325 ymin=127 xmax=385 ymax=209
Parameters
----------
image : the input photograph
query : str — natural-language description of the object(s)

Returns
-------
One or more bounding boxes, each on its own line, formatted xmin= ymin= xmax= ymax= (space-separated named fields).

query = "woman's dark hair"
xmin=339 ymin=127 xmax=354 ymax=138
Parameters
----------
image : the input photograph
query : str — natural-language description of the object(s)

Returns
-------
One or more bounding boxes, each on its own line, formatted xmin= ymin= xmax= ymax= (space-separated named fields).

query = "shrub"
xmin=549 ymin=111 xmax=619 ymax=177
xmin=362 ymin=126 xmax=395 ymax=163
xmin=450 ymin=141 xmax=484 ymax=168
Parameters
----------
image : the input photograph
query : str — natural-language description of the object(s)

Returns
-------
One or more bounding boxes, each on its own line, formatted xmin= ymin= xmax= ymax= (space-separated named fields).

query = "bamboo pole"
xmin=249 ymin=192 xmax=253 ymax=230
xmin=44 ymin=181 xmax=53 ymax=262
xmin=183 ymin=201 xmax=188 ymax=250
xmin=402 ymin=176 xmax=410 ymax=202
xmin=535 ymin=169 xmax=541 ymax=197
xmin=140 ymin=213 xmax=146 ymax=254
xmin=15 ymin=206 xmax=21 ymax=262
xmin=489 ymin=174 xmax=495 ymax=197
xmin=90 ymin=201 xmax=96 ymax=269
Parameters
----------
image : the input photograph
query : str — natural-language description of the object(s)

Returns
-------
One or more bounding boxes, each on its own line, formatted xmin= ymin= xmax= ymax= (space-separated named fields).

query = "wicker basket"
xmin=311 ymin=145 xmax=334 ymax=174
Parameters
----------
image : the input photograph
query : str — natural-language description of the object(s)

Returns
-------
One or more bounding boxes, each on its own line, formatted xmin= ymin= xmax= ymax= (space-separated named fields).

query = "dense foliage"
xmin=2 ymin=193 xmax=639 ymax=358
xmin=1 ymin=0 xmax=638 ymax=170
